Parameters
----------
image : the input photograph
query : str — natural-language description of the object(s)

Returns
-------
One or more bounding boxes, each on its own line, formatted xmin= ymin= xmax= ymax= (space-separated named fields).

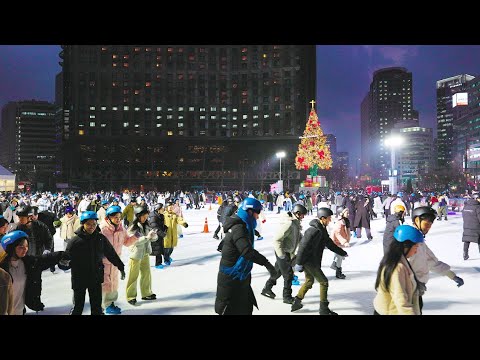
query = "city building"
xmin=59 ymin=45 xmax=316 ymax=190
xmin=0 ymin=100 xmax=56 ymax=189
xmin=392 ymin=120 xmax=434 ymax=185
xmin=362 ymin=67 xmax=418 ymax=180
xmin=436 ymin=74 xmax=475 ymax=167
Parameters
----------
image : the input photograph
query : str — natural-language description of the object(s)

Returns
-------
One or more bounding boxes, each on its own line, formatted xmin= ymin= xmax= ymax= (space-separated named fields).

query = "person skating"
xmin=461 ymin=193 xmax=480 ymax=260
xmin=373 ymin=225 xmax=424 ymax=315
xmin=215 ymin=198 xmax=277 ymax=315
xmin=64 ymin=211 xmax=125 ymax=315
xmin=382 ymin=204 xmax=406 ymax=254
xmin=126 ymin=206 xmax=158 ymax=305
xmin=261 ymin=204 xmax=306 ymax=304
xmin=0 ymin=230 xmax=67 ymax=315
xmin=148 ymin=203 xmax=168 ymax=268
xmin=291 ymin=207 xmax=348 ymax=314
xmin=330 ymin=207 xmax=351 ymax=279
xmin=163 ymin=201 xmax=188 ymax=266
xmin=408 ymin=206 xmax=464 ymax=313
xmin=100 ymin=205 xmax=138 ymax=314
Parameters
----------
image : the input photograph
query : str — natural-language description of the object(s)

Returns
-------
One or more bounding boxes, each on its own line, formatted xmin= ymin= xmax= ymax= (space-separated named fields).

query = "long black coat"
xmin=462 ymin=199 xmax=480 ymax=243
xmin=296 ymin=219 xmax=346 ymax=268
xmin=383 ymin=213 xmax=403 ymax=254
xmin=353 ymin=196 xmax=372 ymax=229
xmin=215 ymin=215 xmax=270 ymax=315
xmin=0 ymin=252 xmax=64 ymax=312
xmin=64 ymin=227 xmax=124 ymax=290
xmin=148 ymin=210 xmax=167 ymax=256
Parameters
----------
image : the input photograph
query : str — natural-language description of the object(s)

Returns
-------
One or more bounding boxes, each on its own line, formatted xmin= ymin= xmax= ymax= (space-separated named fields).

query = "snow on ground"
xmin=34 ymin=206 xmax=480 ymax=315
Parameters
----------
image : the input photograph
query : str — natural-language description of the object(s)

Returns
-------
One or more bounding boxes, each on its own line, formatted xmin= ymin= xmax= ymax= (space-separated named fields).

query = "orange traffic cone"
xmin=203 ymin=217 xmax=210 ymax=233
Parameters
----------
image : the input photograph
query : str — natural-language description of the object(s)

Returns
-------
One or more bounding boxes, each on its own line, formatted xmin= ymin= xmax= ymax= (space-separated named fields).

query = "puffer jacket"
xmin=272 ymin=212 xmax=302 ymax=258
xmin=408 ymin=241 xmax=456 ymax=284
xmin=296 ymin=219 xmax=347 ymax=268
xmin=100 ymin=219 xmax=137 ymax=293
xmin=127 ymin=222 xmax=158 ymax=260
xmin=383 ymin=213 xmax=403 ymax=254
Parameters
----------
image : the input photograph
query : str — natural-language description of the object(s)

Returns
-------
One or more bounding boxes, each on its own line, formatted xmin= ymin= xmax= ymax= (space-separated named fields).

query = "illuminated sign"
xmin=452 ymin=92 xmax=468 ymax=107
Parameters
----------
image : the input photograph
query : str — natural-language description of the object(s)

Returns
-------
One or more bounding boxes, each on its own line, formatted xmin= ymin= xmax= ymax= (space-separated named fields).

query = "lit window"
xmin=157 ymin=106 xmax=162 ymax=111
xmin=112 ymin=107 xmax=118 ymax=111
xmin=221 ymin=107 xmax=227 ymax=112
xmin=210 ymin=107 xmax=217 ymax=111
xmin=167 ymin=108 xmax=173 ymax=112
xmin=253 ymin=106 xmax=259 ymax=111
xmin=123 ymin=122 xmax=129 ymax=127
xmin=145 ymin=107 xmax=151 ymax=111
xmin=134 ymin=90 xmax=140 ymax=95
xmin=243 ymin=124 xmax=247 ymax=127
xmin=253 ymin=115 xmax=259 ymax=119
xmin=232 ymin=124 xmax=238 ymax=128
xmin=233 ymin=116 xmax=237 ymax=120
xmin=101 ymin=124 xmax=106 ymax=127
xmin=200 ymin=107 xmax=206 ymax=112
xmin=178 ymin=116 xmax=184 ymax=120
xmin=135 ymin=107 xmax=140 ymax=111
xmin=89 ymin=115 xmax=96 ymax=119
xmin=101 ymin=106 xmax=107 ymax=111
xmin=189 ymin=107 xmax=194 ymax=111
xmin=90 ymin=106 xmax=96 ymax=110
xmin=253 ymin=123 xmax=259 ymax=127
xmin=89 ymin=122 xmax=96 ymax=127
xmin=135 ymin=124 xmax=139 ymax=128
xmin=211 ymin=116 xmax=216 ymax=120
xmin=264 ymin=114 xmax=269 ymax=118
xmin=156 ymin=115 xmax=162 ymax=119
xmin=243 ymin=115 xmax=248 ymax=119
xmin=145 ymin=82 xmax=151 ymax=87
xmin=233 ymin=108 xmax=238 ymax=112
xmin=124 ymin=106 xmax=129 ymax=111
xmin=167 ymin=115 xmax=173 ymax=119
xmin=156 ymin=123 xmax=162 ymax=127
xmin=79 ymin=130 xmax=85 ymax=135
xmin=168 ymin=131 xmax=173 ymax=136
xmin=178 ymin=123 xmax=184 ymax=127
xmin=200 ymin=115 xmax=206 ymax=120
xmin=178 ymin=107 xmax=184 ymax=111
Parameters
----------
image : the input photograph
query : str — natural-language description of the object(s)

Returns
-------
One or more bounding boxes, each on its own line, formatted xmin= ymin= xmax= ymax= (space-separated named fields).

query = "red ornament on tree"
xmin=298 ymin=157 xmax=304 ymax=163
xmin=318 ymin=150 xmax=324 ymax=159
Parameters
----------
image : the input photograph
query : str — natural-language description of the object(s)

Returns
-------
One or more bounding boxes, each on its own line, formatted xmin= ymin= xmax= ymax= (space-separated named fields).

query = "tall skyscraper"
xmin=59 ymin=45 xmax=316 ymax=190
xmin=362 ymin=67 xmax=418 ymax=179
xmin=360 ymin=92 xmax=370 ymax=175
xmin=436 ymin=74 xmax=475 ymax=167
xmin=0 ymin=100 xmax=57 ymax=188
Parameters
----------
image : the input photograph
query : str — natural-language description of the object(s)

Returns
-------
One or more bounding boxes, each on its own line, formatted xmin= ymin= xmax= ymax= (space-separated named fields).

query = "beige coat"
xmin=0 ymin=268 xmax=13 ymax=315
xmin=373 ymin=256 xmax=420 ymax=315
xmin=59 ymin=214 xmax=81 ymax=241
xmin=127 ymin=222 xmax=158 ymax=260
xmin=332 ymin=218 xmax=351 ymax=247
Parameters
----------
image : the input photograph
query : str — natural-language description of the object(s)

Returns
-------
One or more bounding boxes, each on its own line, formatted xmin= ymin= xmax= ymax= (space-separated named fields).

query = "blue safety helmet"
xmin=1 ymin=230 xmax=29 ymax=250
xmin=106 ymin=205 xmax=122 ymax=217
xmin=393 ymin=225 xmax=424 ymax=243
xmin=397 ymin=192 xmax=403 ymax=197
xmin=65 ymin=206 xmax=74 ymax=214
xmin=241 ymin=198 xmax=262 ymax=213
xmin=101 ymin=200 xmax=109 ymax=205
xmin=80 ymin=211 xmax=98 ymax=223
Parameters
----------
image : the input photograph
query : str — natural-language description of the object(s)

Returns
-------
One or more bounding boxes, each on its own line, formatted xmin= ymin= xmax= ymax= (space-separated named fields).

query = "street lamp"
xmin=384 ymin=135 xmax=403 ymax=194
xmin=276 ymin=151 xmax=286 ymax=181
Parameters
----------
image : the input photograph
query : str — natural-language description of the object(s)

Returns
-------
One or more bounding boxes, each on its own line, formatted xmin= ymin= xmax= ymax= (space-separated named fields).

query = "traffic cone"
xmin=203 ymin=217 xmax=210 ymax=233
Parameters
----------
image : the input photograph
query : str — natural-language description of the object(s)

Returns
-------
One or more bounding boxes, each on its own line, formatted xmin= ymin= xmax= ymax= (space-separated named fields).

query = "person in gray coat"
xmin=462 ymin=193 xmax=480 ymax=260
xmin=261 ymin=204 xmax=306 ymax=304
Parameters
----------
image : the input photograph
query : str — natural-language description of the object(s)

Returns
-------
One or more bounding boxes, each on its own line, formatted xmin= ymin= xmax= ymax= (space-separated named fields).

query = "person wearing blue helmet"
xmin=100 ymin=205 xmax=138 ymax=314
xmin=374 ymin=225 xmax=424 ymax=315
xmin=63 ymin=211 xmax=125 ymax=315
xmin=0 ymin=230 xmax=67 ymax=314
xmin=215 ymin=197 xmax=277 ymax=315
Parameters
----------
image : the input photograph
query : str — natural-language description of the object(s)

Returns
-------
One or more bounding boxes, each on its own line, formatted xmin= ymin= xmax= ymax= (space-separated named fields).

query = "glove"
xmin=42 ymin=250 xmax=51 ymax=255
xmin=265 ymin=262 xmax=277 ymax=278
xmin=294 ymin=264 xmax=304 ymax=273
xmin=183 ymin=223 xmax=189 ymax=228
xmin=58 ymin=259 xmax=70 ymax=270
xmin=147 ymin=229 xmax=157 ymax=239
xmin=417 ymin=281 xmax=427 ymax=296
xmin=120 ymin=270 xmax=126 ymax=280
xmin=453 ymin=276 xmax=464 ymax=287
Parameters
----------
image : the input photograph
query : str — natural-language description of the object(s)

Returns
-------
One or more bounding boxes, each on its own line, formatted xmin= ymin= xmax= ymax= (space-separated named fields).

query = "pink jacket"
xmin=332 ymin=218 xmax=351 ymax=247
xmin=100 ymin=219 xmax=138 ymax=293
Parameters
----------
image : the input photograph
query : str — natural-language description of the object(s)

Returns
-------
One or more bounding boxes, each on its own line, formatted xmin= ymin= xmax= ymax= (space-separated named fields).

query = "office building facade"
xmin=59 ymin=45 xmax=316 ymax=190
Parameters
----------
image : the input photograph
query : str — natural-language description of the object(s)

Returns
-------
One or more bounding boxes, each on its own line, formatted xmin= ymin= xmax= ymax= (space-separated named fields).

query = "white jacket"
xmin=408 ymin=242 xmax=455 ymax=284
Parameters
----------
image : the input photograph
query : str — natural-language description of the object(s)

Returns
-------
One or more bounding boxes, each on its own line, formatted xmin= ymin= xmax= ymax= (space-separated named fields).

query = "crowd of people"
xmin=0 ymin=186 xmax=476 ymax=315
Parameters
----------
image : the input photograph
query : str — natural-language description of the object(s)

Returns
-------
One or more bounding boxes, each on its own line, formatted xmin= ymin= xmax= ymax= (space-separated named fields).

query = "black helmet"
xmin=154 ymin=203 xmax=164 ymax=211
xmin=317 ymin=207 xmax=333 ymax=219
xmin=227 ymin=197 xmax=234 ymax=204
xmin=134 ymin=206 xmax=149 ymax=217
xmin=16 ymin=205 xmax=34 ymax=217
xmin=292 ymin=204 xmax=307 ymax=215
xmin=412 ymin=206 xmax=436 ymax=222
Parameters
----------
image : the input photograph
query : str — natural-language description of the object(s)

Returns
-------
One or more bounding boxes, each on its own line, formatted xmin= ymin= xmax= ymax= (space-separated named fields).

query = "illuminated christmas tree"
xmin=295 ymin=100 xmax=333 ymax=177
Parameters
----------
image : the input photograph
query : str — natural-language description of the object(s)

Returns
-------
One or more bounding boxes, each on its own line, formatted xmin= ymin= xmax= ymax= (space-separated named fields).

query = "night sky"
xmin=2 ymin=45 xmax=480 ymax=174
